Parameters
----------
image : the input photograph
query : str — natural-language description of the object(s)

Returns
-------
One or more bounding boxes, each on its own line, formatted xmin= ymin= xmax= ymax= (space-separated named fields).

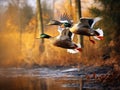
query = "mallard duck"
xmin=69 ymin=17 xmax=104 ymax=44
xmin=40 ymin=28 xmax=82 ymax=53
xmin=47 ymin=19 xmax=74 ymax=41
xmin=47 ymin=13 xmax=73 ymax=32
xmin=46 ymin=14 xmax=81 ymax=53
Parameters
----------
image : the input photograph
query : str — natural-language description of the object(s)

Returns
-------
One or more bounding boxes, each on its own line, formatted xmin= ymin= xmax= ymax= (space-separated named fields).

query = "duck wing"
xmin=70 ymin=21 xmax=92 ymax=35
xmin=80 ymin=18 xmax=92 ymax=27
xmin=80 ymin=17 xmax=102 ymax=28
xmin=54 ymin=29 xmax=77 ymax=49
xmin=60 ymin=13 xmax=73 ymax=25
xmin=91 ymin=17 xmax=102 ymax=28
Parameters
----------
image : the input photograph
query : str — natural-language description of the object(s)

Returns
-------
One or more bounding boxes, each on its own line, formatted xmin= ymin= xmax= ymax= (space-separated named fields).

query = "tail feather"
xmin=67 ymin=43 xmax=82 ymax=54
xmin=67 ymin=49 xmax=79 ymax=54
xmin=93 ymin=28 xmax=104 ymax=40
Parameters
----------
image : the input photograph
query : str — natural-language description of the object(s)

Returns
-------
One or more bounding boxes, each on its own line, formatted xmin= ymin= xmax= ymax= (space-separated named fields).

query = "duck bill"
xmin=46 ymin=22 xmax=51 ymax=25
xmin=60 ymin=23 xmax=65 ymax=28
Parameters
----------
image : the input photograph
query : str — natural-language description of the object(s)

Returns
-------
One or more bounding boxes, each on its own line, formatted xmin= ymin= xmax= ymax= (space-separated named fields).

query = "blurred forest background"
xmin=0 ymin=0 xmax=120 ymax=68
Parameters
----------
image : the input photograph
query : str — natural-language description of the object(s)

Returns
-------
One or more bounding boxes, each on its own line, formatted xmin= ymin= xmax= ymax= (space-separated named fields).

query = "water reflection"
xmin=0 ymin=68 xmax=103 ymax=90
xmin=0 ymin=76 xmax=81 ymax=90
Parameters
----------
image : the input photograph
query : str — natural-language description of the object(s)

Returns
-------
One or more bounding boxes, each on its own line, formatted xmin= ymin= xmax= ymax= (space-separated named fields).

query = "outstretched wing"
xmin=91 ymin=17 xmax=102 ymax=28
xmin=60 ymin=13 xmax=73 ymax=25
xmin=80 ymin=17 xmax=102 ymax=28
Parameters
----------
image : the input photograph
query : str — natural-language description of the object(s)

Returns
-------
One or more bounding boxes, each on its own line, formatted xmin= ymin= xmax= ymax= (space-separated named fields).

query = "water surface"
xmin=0 ymin=67 xmax=104 ymax=90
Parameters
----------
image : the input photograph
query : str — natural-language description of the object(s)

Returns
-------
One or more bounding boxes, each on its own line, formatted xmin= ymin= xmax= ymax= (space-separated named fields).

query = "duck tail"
xmin=76 ymin=43 xmax=82 ymax=52
xmin=67 ymin=43 xmax=82 ymax=54
xmin=67 ymin=49 xmax=79 ymax=54
xmin=93 ymin=28 xmax=104 ymax=40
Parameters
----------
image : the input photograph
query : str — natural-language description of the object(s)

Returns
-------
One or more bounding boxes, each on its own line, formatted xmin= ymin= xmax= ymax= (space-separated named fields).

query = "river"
xmin=0 ymin=67 xmax=114 ymax=90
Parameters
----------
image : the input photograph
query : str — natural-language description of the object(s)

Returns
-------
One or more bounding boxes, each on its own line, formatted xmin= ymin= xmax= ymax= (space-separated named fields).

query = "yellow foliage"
xmin=54 ymin=0 xmax=73 ymax=19
xmin=0 ymin=0 xmax=107 ymax=67
xmin=6 ymin=18 xmax=18 ymax=32
xmin=54 ymin=0 xmax=93 ymax=22
xmin=0 ymin=16 xmax=104 ymax=67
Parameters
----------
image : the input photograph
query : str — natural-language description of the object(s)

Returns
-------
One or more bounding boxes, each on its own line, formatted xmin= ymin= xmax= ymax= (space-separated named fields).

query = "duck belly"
xmin=53 ymin=40 xmax=76 ymax=49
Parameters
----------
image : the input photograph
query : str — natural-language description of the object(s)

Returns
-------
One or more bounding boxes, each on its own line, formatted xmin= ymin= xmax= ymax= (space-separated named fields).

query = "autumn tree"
xmin=42 ymin=0 xmax=53 ymax=24
xmin=19 ymin=4 xmax=34 ymax=30
xmin=1 ymin=0 xmax=34 ymax=32
xmin=90 ymin=0 xmax=120 ymax=63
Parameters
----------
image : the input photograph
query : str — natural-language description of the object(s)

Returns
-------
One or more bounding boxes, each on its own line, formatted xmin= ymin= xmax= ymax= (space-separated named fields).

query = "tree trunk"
xmin=18 ymin=0 xmax=22 ymax=52
xmin=36 ymin=0 xmax=44 ymax=52
xmin=52 ymin=0 xmax=55 ymax=18
xmin=69 ymin=0 xmax=73 ymax=19
xmin=75 ymin=0 xmax=84 ymax=48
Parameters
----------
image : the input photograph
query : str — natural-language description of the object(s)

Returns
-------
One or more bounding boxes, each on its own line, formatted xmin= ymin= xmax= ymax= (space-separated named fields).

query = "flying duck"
xmin=40 ymin=28 xmax=82 ymax=53
xmin=69 ymin=17 xmax=104 ymax=44
xmin=46 ymin=14 xmax=81 ymax=53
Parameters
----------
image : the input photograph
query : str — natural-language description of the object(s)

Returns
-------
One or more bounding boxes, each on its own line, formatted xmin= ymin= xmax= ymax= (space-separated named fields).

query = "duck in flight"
xmin=69 ymin=17 xmax=104 ymax=44
xmin=40 ymin=28 xmax=82 ymax=53
xmin=44 ymin=14 xmax=82 ymax=53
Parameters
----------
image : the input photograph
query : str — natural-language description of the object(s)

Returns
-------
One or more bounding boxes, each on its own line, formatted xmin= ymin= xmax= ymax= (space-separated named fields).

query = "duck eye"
xmin=64 ymin=23 xmax=68 ymax=25
xmin=64 ymin=23 xmax=71 ymax=27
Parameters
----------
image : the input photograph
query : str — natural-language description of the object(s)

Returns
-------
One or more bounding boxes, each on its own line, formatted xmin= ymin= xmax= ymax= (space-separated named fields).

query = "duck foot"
xmin=76 ymin=48 xmax=82 ymax=52
xmin=89 ymin=37 xmax=95 ymax=44
xmin=90 ymin=40 xmax=95 ymax=44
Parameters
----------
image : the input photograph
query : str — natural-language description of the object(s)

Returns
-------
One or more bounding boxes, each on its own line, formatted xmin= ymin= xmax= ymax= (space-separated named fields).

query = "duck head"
xmin=40 ymin=33 xmax=51 ymax=39
xmin=47 ymin=20 xmax=62 ymax=25
xmin=64 ymin=22 xmax=72 ymax=27
xmin=60 ymin=22 xmax=72 ymax=28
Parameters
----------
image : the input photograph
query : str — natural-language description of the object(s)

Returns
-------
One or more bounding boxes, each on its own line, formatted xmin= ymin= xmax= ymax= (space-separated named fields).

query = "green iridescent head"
xmin=40 ymin=33 xmax=51 ymax=38
xmin=64 ymin=23 xmax=72 ymax=27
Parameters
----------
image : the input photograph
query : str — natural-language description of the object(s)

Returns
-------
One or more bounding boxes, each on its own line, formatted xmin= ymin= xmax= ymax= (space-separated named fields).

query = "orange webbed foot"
xmin=76 ymin=48 xmax=82 ymax=52
xmin=89 ymin=36 xmax=95 ymax=44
